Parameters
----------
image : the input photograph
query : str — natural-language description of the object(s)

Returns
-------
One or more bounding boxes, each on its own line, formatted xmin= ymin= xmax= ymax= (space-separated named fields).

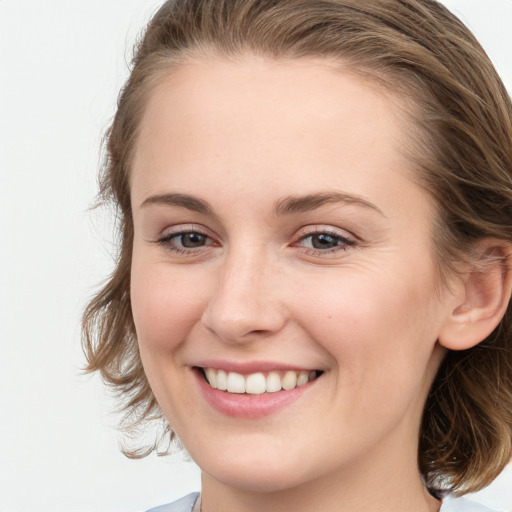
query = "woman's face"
xmin=130 ymin=56 xmax=454 ymax=494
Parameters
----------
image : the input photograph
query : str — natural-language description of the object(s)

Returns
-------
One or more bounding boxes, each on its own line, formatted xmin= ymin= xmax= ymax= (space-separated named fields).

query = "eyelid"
xmin=158 ymin=223 xmax=211 ymax=240
xmin=291 ymin=225 xmax=358 ymax=255
xmin=153 ymin=223 xmax=358 ymax=257
xmin=155 ymin=223 xmax=220 ymax=254
xmin=294 ymin=225 xmax=357 ymax=242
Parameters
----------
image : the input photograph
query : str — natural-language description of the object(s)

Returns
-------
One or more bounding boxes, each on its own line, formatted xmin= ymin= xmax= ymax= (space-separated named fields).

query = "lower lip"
xmin=194 ymin=369 xmax=316 ymax=419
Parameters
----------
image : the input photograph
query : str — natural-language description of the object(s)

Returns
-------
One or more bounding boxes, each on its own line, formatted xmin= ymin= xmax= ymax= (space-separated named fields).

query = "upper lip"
xmin=192 ymin=360 xmax=321 ymax=374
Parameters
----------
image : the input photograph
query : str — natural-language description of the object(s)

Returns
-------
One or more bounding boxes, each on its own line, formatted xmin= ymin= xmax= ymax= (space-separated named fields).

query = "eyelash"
xmin=157 ymin=227 xmax=216 ymax=255
xmin=156 ymin=226 xmax=357 ymax=256
xmin=293 ymin=227 xmax=357 ymax=256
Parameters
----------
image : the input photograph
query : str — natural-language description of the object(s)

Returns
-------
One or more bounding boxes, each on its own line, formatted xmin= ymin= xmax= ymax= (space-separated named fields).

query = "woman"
xmin=82 ymin=1 xmax=512 ymax=511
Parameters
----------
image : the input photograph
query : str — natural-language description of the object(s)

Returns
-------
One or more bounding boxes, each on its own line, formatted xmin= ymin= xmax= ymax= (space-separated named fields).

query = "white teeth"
xmin=266 ymin=371 xmax=282 ymax=393
xmin=297 ymin=371 xmax=309 ymax=387
xmin=203 ymin=368 xmax=319 ymax=394
xmin=205 ymin=368 xmax=217 ymax=388
xmin=217 ymin=369 xmax=228 ymax=391
xmin=281 ymin=371 xmax=297 ymax=390
xmin=227 ymin=372 xmax=245 ymax=393
xmin=245 ymin=373 xmax=266 ymax=394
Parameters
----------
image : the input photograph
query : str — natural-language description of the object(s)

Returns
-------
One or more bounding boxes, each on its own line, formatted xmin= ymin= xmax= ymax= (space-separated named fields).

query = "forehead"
xmin=131 ymin=55 xmax=418 ymax=208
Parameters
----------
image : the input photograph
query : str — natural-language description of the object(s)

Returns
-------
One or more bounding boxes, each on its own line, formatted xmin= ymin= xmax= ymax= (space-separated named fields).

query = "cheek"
xmin=130 ymin=257 xmax=208 ymax=354
xmin=293 ymin=268 xmax=441 ymax=376
xmin=129 ymin=257 xmax=211 ymax=421
xmin=294 ymin=270 xmax=443 ymax=440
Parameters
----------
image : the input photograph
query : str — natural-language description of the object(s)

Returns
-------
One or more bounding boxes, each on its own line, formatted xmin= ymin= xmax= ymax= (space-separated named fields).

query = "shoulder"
xmin=144 ymin=492 xmax=200 ymax=512
xmin=441 ymin=496 xmax=504 ymax=512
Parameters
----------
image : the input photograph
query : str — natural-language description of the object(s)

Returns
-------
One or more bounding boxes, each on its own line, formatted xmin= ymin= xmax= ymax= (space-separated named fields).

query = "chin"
xmin=192 ymin=441 xmax=322 ymax=494
xmin=205 ymin=462 xmax=311 ymax=494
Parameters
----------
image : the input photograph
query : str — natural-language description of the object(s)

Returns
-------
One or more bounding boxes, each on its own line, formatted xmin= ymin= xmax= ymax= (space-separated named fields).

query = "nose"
xmin=201 ymin=248 xmax=287 ymax=343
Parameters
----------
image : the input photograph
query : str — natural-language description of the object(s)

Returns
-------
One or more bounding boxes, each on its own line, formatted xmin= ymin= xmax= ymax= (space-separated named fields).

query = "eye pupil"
xmin=181 ymin=232 xmax=206 ymax=248
xmin=312 ymin=233 xmax=339 ymax=249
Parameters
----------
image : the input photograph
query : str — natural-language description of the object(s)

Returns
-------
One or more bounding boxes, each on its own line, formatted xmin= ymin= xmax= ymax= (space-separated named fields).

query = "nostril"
xmin=200 ymin=280 xmax=288 ymax=343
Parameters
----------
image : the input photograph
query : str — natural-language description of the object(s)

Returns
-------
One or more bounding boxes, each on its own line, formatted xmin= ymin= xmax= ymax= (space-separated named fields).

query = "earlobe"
xmin=438 ymin=240 xmax=512 ymax=351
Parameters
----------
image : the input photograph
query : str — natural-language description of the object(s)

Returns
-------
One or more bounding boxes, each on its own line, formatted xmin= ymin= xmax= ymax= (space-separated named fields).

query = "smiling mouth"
xmin=199 ymin=368 xmax=323 ymax=395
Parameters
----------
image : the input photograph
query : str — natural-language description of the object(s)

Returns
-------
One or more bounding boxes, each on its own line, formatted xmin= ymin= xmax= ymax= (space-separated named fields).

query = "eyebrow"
xmin=274 ymin=192 xmax=385 ymax=217
xmin=140 ymin=193 xmax=214 ymax=215
xmin=140 ymin=191 xmax=385 ymax=217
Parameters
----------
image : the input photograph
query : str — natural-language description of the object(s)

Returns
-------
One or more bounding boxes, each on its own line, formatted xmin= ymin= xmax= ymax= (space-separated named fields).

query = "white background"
xmin=0 ymin=1 xmax=511 ymax=511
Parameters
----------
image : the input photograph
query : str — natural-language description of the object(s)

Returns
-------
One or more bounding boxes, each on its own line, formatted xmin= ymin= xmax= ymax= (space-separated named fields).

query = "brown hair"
xmin=82 ymin=0 xmax=512 ymax=495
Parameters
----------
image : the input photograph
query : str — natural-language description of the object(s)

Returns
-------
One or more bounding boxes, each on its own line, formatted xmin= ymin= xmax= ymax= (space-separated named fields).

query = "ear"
xmin=438 ymin=239 xmax=512 ymax=351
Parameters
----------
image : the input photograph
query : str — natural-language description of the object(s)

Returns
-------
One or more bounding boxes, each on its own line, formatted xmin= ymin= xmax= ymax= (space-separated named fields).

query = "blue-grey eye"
xmin=177 ymin=232 xmax=208 ymax=248
xmin=309 ymin=233 xmax=343 ymax=249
